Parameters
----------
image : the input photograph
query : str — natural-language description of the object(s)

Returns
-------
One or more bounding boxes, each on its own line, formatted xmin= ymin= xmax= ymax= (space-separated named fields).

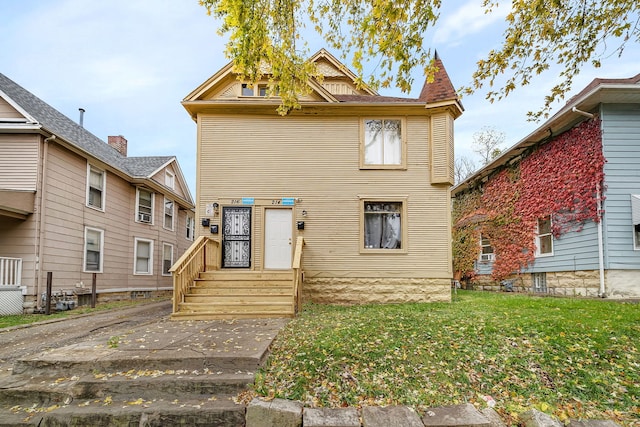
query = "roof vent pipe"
xmin=79 ymin=108 xmax=85 ymax=127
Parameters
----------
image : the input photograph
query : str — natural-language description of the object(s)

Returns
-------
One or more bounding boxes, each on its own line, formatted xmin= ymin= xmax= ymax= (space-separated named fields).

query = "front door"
xmin=222 ymin=206 xmax=251 ymax=268
xmin=264 ymin=208 xmax=292 ymax=269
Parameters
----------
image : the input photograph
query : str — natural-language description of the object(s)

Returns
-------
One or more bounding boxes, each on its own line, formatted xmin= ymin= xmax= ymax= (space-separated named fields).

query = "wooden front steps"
xmin=171 ymin=270 xmax=295 ymax=320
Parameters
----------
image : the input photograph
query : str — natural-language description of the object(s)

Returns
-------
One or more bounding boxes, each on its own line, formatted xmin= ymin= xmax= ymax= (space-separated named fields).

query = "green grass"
xmin=254 ymin=291 xmax=640 ymax=426
xmin=0 ymin=297 xmax=168 ymax=329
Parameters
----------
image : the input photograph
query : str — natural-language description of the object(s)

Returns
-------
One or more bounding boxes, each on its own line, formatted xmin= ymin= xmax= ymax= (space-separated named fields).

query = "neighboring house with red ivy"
xmin=452 ymin=73 xmax=640 ymax=299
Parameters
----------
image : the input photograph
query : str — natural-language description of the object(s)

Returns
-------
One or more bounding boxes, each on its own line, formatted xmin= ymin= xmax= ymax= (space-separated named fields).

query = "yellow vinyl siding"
xmin=0 ymin=134 xmax=39 ymax=190
xmin=197 ymin=114 xmax=452 ymax=279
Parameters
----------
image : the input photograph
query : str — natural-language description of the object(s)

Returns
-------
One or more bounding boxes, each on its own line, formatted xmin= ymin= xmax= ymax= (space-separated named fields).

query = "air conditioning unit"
xmin=480 ymin=253 xmax=495 ymax=262
xmin=138 ymin=212 xmax=151 ymax=223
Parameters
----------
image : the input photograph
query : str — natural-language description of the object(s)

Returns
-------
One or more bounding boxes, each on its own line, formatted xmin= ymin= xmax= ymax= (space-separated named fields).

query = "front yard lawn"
xmin=254 ymin=291 xmax=639 ymax=425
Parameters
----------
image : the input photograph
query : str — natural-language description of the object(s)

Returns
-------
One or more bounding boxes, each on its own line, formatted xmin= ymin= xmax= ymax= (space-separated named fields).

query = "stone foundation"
xmin=21 ymin=289 xmax=172 ymax=314
xmin=303 ymin=277 xmax=451 ymax=304
xmin=471 ymin=270 xmax=602 ymax=297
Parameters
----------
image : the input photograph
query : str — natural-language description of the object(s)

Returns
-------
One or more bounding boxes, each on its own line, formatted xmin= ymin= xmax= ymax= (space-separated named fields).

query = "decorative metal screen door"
xmin=222 ymin=207 xmax=252 ymax=268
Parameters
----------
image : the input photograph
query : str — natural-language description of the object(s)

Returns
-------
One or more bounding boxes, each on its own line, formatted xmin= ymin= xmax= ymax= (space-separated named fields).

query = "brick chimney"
xmin=107 ymin=135 xmax=127 ymax=156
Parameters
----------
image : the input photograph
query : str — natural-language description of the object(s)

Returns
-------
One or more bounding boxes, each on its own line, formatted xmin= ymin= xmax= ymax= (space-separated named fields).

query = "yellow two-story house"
xmin=178 ymin=49 xmax=462 ymax=317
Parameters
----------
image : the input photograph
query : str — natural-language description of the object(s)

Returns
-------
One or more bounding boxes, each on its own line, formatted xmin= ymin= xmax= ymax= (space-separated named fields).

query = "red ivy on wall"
xmin=453 ymin=118 xmax=605 ymax=281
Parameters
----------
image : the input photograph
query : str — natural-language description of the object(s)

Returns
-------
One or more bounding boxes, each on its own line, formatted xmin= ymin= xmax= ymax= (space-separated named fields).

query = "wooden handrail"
xmin=292 ymin=236 xmax=305 ymax=314
xmin=170 ymin=236 xmax=219 ymax=314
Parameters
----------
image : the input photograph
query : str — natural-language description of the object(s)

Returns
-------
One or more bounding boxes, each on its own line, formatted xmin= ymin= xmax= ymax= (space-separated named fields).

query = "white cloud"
xmin=433 ymin=0 xmax=510 ymax=46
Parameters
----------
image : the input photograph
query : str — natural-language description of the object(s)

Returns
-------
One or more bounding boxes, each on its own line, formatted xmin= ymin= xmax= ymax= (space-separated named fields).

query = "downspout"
xmin=36 ymin=134 xmax=55 ymax=310
xmin=596 ymin=182 xmax=606 ymax=297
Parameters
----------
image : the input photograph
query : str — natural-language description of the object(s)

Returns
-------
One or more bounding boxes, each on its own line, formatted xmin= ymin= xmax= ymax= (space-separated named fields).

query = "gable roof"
xmin=182 ymin=49 xmax=463 ymax=118
xmin=452 ymin=73 xmax=640 ymax=196
xmin=0 ymin=73 xmax=193 ymax=207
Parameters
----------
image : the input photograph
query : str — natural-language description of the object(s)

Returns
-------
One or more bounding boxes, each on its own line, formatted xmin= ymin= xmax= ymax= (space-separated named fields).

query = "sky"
xmin=2 ymin=0 xmax=639 ymax=197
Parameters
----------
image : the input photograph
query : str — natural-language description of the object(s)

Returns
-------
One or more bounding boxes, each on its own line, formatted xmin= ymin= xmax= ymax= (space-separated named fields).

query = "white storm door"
xmin=264 ymin=208 xmax=292 ymax=269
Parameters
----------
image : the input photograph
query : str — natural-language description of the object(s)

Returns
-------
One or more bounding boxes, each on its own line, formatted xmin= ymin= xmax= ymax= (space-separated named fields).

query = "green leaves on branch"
xmin=465 ymin=0 xmax=640 ymax=120
xmin=199 ymin=0 xmax=441 ymax=113
xmin=201 ymin=0 xmax=639 ymax=118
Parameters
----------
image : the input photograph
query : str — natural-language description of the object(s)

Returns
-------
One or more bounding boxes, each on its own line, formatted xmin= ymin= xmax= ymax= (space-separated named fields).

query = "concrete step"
xmin=2 ymin=395 xmax=245 ymax=426
xmin=0 ymin=372 xmax=253 ymax=406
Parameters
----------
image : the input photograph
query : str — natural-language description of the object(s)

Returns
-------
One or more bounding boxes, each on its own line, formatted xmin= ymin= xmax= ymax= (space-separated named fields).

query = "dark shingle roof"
xmin=418 ymin=52 xmax=460 ymax=105
xmin=0 ymin=73 xmax=172 ymax=177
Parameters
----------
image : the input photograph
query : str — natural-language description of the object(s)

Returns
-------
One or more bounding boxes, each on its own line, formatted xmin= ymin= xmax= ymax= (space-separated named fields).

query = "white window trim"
xmin=186 ymin=215 xmax=195 ymax=241
xmin=163 ymin=198 xmax=174 ymax=231
xmin=134 ymin=237 xmax=154 ymax=275
xmin=535 ymin=216 xmax=554 ymax=257
xmin=135 ymin=187 xmax=154 ymax=225
xmin=632 ymin=194 xmax=640 ymax=250
xmin=165 ymin=170 xmax=175 ymax=190
xmin=162 ymin=243 xmax=174 ymax=276
xmin=479 ymin=235 xmax=495 ymax=262
xmin=83 ymin=226 xmax=104 ymax=273
xmin=86 ymin=164 xmax=106 ymax=211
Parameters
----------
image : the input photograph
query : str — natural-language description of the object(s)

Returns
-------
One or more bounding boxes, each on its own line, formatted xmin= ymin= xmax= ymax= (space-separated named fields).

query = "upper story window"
xmin=535 ymin=216 xmax=553 ymax=257
xmin=186 ymin=215 xmax=195 ymax=241
xmin=240 ymin=82 xmax=274 ymax=97
xmin=136 ymin=188 xmax=154 ymax=224
xmin=241 ymin=83 xmax=254 ymax=96
xmin=361 ymin=198 xmax=407 ymax=253
xmin=361 ymin=118 xmax=405 ymax=169
xmin=87 ymin=165 xmax=105 ymax=210
xmin=164 ymin=198 xmax=174 ymax=230
xmin=480 ymin=235 xmax=495 ymax=262
xmin=165 ymin=170 xmax=175 ymax=189
xmin=84 ymin=227 xmax=103 ymax=273
xmin=631 ymin=194 xmax=640 ymax=250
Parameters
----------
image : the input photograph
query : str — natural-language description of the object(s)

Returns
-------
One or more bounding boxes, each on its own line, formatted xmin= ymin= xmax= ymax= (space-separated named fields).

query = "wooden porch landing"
xmin=171 ymin=270 xmax=296 ymax=320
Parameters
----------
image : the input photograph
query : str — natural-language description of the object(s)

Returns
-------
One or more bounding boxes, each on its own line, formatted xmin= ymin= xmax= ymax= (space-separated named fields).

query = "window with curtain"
xmin=84 ymin=227 xmax=103 ymax=272
xmin=135 ymin=239 xmax=153 ymax=275
xmin=362 ymin=119 xmax=403 ymax=167
xmin=363 ymin=201 xmax=403 ymax=250
xmin=87 ymin=166 xmax=105 ymax=209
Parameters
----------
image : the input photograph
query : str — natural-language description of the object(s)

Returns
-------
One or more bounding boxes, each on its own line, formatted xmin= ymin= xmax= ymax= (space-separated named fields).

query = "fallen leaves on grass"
xmin=253 ymin=293 xmax=640 ymax=425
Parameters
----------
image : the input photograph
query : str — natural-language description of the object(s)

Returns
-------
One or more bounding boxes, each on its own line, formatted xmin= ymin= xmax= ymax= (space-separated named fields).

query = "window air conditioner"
xmin=480 ymin=253 xmax=495 ymax=262
xmin=138 ymin=212 xmax=151 ymax=223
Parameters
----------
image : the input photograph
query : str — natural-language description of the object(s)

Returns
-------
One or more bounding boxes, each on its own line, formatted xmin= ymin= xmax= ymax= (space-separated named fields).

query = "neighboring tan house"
xmin=452 ymin=73 xmax=640 ymax=299
xmin=0 ymin=73 xmax=195 ymax=314
xmin=175 ymin=49 xmax=463 ymax=318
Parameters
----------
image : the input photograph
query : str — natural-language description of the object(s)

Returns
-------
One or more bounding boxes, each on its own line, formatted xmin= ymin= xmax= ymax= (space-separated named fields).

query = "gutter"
xmin=36 ymin=134 xmax=55 ymax=309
